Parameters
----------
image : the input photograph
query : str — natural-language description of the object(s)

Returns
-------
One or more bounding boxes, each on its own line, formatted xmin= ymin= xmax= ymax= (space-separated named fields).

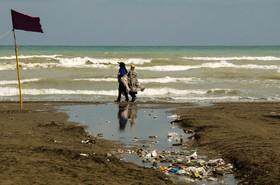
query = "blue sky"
xmin=1 ymin=0 xmax=280 ymax=46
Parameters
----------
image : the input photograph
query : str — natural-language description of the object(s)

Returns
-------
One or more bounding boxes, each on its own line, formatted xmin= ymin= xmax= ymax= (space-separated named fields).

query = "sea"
xmin=0 ymin=45 xmax=280 ymax=102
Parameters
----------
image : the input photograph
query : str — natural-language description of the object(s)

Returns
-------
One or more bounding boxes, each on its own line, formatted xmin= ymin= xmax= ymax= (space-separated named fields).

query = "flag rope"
xmin=0 ymin=30 xmax=12 ymax=40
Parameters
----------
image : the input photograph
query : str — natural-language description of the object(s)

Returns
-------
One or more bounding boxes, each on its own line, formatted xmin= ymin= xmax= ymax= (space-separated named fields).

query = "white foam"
xmin=0 ymin=55 xmax=61 ymax=60
xmin=138 ymin=76 xmax=200 ymax=84
xmin=72 ymin=76 xmax=200 ymax=84
xmin=141 ymin=88 xmax=206 ymax=96
xmin=0 ymin=64 xmax=16 ymax=71
xmin=56 ymin=57 xmax=151 ymax=67
xmin=182 ymin=56 xmax=280 ymax=61
xmin=20 ymin=62 xmax=59 ymax=70
xmin=0 ymin=55 xmax=151 ymax=70
xmin=0 ymin=78 xmax=41 ymax=85
xmin=72 ymin=78 xmax=117 ymax=82
xmin=137 ymin=61 xmax=280 ymax=71
xmin=0 ymin=87 xmax=117 ymax=96
xmin=0 ymin=87 xmax=219 ymax=97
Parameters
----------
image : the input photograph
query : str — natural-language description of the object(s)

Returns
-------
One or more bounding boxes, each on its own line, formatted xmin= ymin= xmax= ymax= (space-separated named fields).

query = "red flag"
xmin=11 ymin=9 xmax=43 ymax=33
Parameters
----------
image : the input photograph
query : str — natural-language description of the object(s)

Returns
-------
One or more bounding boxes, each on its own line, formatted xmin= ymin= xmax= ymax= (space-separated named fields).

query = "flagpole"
xmin=12 ymin=29 xmax=23 ymax=110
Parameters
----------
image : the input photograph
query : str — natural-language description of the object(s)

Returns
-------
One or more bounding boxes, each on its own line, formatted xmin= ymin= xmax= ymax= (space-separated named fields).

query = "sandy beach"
xmin=173 ymin=102 xmax=280 ymax=185
xmin=0 ymin=101 xmax=279 ymax=185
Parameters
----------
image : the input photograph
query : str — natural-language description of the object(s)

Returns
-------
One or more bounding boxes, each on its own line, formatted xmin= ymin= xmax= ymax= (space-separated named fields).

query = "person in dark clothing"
xmin=115 ymin=62 xmax=129 ymax=102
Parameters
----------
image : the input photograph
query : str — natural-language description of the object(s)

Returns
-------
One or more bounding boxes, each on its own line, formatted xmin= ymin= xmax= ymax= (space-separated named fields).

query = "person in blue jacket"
xmin=115 ymin=62 xmax=129 ymax=102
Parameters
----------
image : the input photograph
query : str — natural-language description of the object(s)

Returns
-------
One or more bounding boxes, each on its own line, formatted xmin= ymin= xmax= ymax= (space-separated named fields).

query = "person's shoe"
xmin=114 ymin=99 xmax=120 ymax=102
xmin=130 ymin=97 xmax=137 ymax=102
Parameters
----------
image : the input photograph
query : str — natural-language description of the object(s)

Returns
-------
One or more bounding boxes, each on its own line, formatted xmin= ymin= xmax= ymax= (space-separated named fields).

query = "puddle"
xmin=60 ymin=103 xmax=238 ymax=185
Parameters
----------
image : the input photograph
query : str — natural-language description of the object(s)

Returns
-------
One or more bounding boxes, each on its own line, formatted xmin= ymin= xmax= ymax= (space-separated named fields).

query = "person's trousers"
xmin=117 ymin=86 xmax=129 ymax=101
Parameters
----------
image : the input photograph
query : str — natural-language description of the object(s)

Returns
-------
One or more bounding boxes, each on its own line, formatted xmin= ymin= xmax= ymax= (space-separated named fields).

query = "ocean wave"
xmin=0 ymin=55 xmax=152 ymax=70
xmin=0 ymin=64 xmax=15 ymax=71
xmin=0 ymin=87 xmax=238 ymax=97
xmin=137 ymin=61 xmax=280 ymax=71
xmin=72 ymin=76 xmax=201 ymax=84
xmin=0 ymin=57 xmax=280 ymax=71
xmin=0 ymin=55 xmax=151 ymax=65
xmin=139 ymin=77 xmax=202 ymax=84
xmin=141 ymin=88 xmax=243 ymax=96
xmin=0 ymin=55 xmax=61 ymax=60
xmin=0 ymin=78 xmax=41 ymax=85
xmin=0 ymin=87 xmax=117 ymax=96
xmin=72 ymin=78 xmax=117 ymax=82
xmin=1 ymin=86 xmax=279 ymax=103
xmin=206 ymin=89 xmax=241 ymax=95
xmin=56 ymin=57 xmax=151 ymax=67
xmin=182 ymin=56 xmax=280 ymax=61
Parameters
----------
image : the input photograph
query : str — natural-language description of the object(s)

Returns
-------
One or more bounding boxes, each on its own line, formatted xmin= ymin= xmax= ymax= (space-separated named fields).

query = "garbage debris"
xmin=167 ymin=114 xmax=178 ymax=119
xmin=209 ymin=158 xmax=225 ymax=164
xmin=145 ymin=150 xmax=157 ymax=158
xmin=97 ymin=133 xmax=104 ymax=137
xmin=166 ymin=132 xmax=179 ymax=139
xmin=149 ymin=136 xmax=158 ymax=139
xmin=51 ymin=139 xmax=62 ymax=143
xmin=81 ymin=135 xmax=96 ymax=144
xmin=188 ymin=149 xmax=198 ymax=160
xmin=116 ymin=146 xmax=234 ymax=183
xmin=132 ymin=137 xmax=139 ymax=141
xmin=80 ymin=153 xmax=89 ymax=157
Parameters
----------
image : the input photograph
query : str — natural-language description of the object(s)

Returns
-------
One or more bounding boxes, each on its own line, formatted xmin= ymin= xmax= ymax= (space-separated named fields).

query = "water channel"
xmin=60 ymin=103 xmax=238 ymax=185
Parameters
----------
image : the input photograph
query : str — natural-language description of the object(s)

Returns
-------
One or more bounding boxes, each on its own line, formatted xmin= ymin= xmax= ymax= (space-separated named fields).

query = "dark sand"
xmin=173 ymin=102 xmax=280 ymax=185
xmin=0 ymin=101 xmax=279 ymax=185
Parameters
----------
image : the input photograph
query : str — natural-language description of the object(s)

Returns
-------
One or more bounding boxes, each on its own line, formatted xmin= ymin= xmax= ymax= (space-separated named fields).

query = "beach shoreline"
xmin=0 ymin=101 xmax=279 ymax=184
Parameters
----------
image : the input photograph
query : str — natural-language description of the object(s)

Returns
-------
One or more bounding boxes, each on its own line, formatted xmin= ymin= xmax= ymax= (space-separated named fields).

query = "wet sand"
xmin=173 ymin=102 xmax=280 ymax=185
xmin=0 ymin=101 xmax=279 ymax=184
xmin=0 ymin=102 xmax=182 ymax=185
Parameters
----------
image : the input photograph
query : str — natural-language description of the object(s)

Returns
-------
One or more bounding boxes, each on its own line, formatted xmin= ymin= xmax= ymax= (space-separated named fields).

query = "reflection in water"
xmin=118 ymin=103 xmax=138 ymax=131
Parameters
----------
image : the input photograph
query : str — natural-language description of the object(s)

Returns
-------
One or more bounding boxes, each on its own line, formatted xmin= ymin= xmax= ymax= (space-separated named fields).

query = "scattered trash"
xmin=81 ymin=136 xmax=96 ymax=144
xmin=145 ymin=150 xmax=157 ymax=158
xmin=208 ymin=177 xmax=218 ymax=181
xmin=169 ymin=168 xmax=180 ymax=173
xmin=80 ymin=153 xmax=89 ymax=157
xmin=167 ymin=114 xmax=178 ymax=119
xmin=132 ymin=137 xmax=139 ymax=141
xmin=149 ymin=136 xmax=158 ymax=139
xmin=97 ymin=133 xmax=104 ymax=137
xmin=209 ymin=158 xmax=225 ymax=164
xmin=188 ymin=149 xmax=198 ymax=160
xmin=51 ymin=139 xmax=62 ymax=143
xmin=136 ymin=148 xmax=143 ymax=153
xmin=184 ymin=177 xmax=195 ymax=183
xmin=116 ymin=147 xmax=234 ymax=183
xmin=106 ymin=153 xmax=112 ymax=157
xmin=166 ymin=132 xmax=179 ymax=139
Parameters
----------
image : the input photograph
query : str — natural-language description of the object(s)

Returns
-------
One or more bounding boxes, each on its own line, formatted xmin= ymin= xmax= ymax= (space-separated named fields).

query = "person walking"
xmin=115 ymin=62 xmax=129 ymax=102
xmin=127 ymin=64 xmax=145 ymax=102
